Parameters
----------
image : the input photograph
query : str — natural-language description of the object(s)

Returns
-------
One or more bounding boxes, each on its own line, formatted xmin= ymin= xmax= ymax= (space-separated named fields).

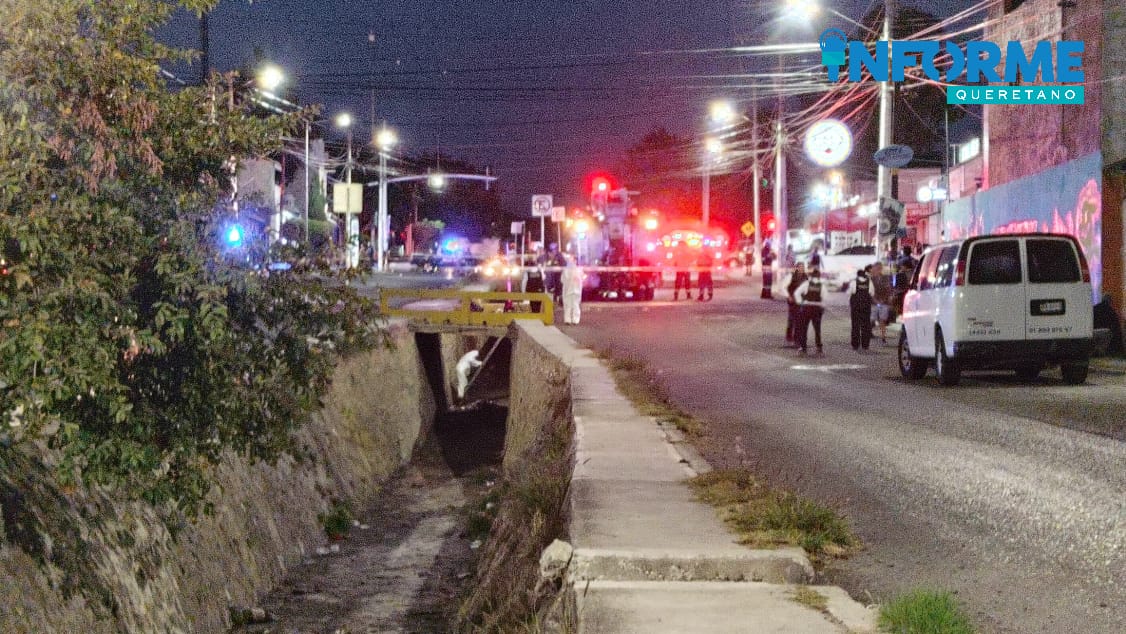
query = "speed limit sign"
xmin=532 ymin=194 xmax=553 ymax=217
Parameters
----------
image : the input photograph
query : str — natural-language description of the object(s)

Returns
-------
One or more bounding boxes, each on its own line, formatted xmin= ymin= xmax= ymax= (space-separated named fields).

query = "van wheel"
xmin=1014 ymin=364 xmax=1041 ymax=382
xmin=1060 ymin=361 xmax=1089 ymax=385
xmin=935 ymin=330 xmax=960 ymax=386
xmin=898 ymin=330 xmax=928 ymax=380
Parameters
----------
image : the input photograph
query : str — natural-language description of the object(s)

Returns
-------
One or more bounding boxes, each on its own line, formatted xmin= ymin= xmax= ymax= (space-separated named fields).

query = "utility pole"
xmin=773 ymin=120 xmax=787 ymax=257
xmin=773 ymin=56 xmax=788 ymax=259
xmin=751 ymin=90 xmax=762 ymax=260
xmin=877 ymin=0 xmax=896 ymax=258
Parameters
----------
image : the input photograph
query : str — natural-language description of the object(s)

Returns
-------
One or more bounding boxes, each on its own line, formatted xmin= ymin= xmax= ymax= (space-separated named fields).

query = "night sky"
xmin=160 ymin=0 xmax=983 ymax=216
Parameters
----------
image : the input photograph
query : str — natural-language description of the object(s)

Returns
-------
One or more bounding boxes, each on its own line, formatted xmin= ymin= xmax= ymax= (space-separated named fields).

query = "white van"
xmin=898 ymin=233 xmax=1093 ymax=385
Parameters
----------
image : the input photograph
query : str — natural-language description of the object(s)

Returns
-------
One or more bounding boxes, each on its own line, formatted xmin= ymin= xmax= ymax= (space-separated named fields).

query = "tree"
xmin=620 ymin=127 xmax=699 ymax=219
xmin=0 ymin=0 xmax=380 ymax=516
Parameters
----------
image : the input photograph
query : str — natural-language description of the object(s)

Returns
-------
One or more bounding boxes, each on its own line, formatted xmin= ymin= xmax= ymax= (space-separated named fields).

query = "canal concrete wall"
xmin=0 ymin=321 xmax=432 ymax=633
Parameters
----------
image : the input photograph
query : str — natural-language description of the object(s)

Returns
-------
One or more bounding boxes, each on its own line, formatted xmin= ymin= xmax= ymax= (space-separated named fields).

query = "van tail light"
xmin=1077 ymin=247 xmax=1091 ymax=283
xmin=953 ymin=258 xmax=966 ymax=286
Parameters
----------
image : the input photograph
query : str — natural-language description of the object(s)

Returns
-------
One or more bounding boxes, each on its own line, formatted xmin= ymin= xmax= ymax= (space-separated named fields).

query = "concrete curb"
xmin=512 ymin=321 xmax=878 ymax=632
xmin=570 ymin=547 xmax=814 ymax=584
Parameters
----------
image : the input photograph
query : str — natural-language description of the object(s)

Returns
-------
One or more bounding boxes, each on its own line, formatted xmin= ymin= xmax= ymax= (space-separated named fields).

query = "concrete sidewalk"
xmin=527 ymin=323 xmax=878 ymax=633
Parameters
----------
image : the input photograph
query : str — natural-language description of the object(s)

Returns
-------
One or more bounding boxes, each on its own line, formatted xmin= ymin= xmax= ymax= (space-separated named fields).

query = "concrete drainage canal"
xmin=237 ymin=403 xmax=508 ymax=634
xmin=238 ymin=325 xmax=575 ymax=633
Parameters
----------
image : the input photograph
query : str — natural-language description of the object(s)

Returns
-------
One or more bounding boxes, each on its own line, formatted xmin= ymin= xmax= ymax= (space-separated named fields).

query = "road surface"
xmin=566 ymin=278 xmax=1125 ymax=634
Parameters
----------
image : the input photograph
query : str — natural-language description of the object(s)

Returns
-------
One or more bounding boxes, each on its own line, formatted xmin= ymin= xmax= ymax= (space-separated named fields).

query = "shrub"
xmin=0 ymin=0 xmax=385 ymax=517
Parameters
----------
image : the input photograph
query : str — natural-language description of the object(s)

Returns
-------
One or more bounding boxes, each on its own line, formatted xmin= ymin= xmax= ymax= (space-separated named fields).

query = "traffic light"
xmin=592 ymin=176 xmax=611 ymax=194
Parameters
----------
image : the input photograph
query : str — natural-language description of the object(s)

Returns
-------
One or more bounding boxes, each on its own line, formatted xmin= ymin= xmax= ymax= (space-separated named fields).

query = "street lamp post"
xmin=304 ymin=119 xmax=310 ymax=246
xmin=375 ymin=126 xmax=398 ymax=272
xmin=702 ymin=137 xmax=723 ymax=227
xmin=703 ymin=101 xmax=736 ymax=229
xmin=336 ymin=112 xmax=355 ymax=268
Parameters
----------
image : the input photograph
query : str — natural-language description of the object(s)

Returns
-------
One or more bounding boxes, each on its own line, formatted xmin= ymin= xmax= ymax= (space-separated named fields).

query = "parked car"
xmin=818 ymin=245 xmax=880 ymax=291
xmin=898 ymin=233 xmax=1094 ymax=385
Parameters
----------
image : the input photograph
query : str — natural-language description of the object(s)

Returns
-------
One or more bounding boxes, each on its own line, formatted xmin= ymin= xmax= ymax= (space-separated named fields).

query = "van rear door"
xmin=958 ymin=238 xmax=1025 ymax=342
xmin=1024 ymin=237 xmax=1093 ymax=340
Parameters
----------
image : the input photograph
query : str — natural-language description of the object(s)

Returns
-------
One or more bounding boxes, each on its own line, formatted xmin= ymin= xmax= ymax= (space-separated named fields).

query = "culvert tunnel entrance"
xmin=414 ymin=330 xmax=513 ymax=474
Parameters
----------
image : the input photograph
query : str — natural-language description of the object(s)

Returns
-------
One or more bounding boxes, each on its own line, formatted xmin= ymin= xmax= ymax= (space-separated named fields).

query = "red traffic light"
xmin=592 ymin=177 xmax=611 ymax=193
xmin=767 ymin=219 xmax=776 ymax=231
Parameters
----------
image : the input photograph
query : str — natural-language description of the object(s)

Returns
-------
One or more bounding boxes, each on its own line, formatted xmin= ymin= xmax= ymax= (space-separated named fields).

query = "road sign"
xmin=511 ymin=221 xmax=525 ymax=235
xmin=532 ymin=194 xmax=553 ymax=217
xmin=551 ymin=206 xmax=566 ymax=222
xmin=874 ymin=144 xmax=914 ymax=168
xmin=332 ymin=182 xmax=363 ymax=214
xmin=740 ymin=221 xmax=756 ymax=237
xmin=877 ymin=197 xmax=905 ymax=236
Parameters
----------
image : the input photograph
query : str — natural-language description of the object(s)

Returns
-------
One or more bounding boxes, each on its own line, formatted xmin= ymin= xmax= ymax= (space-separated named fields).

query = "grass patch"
xmin=791 ymin=586 xmax=829 ymax=612
xmin=464 ymin=487 xmax=502 ymax=543
xmin=599 ymin=350 xmax=705 ymax=437
xmin=689 ymin=469 xmax=857 ymax=561
xmin=878 ymin=590 xmax=975 ymax=634
xmin=317 ymin=500 xmax=353 ymax=540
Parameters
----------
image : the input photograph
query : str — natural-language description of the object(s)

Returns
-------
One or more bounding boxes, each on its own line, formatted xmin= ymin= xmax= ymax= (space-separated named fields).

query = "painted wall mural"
xmin=943 ymin=151 xmax=1103 ymax=298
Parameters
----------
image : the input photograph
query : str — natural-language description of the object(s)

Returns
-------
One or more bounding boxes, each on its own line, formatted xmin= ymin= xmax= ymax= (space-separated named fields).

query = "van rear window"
xmin=968 ymin=240 xmax=1021 ymax=284
xmin=1027 ymin=239 xmax=1080 ymax=283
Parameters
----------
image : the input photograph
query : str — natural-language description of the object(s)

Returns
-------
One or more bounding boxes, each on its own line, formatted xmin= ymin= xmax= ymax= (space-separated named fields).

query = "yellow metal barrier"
xmin=379 ymin=288 xmax=554 ymax=326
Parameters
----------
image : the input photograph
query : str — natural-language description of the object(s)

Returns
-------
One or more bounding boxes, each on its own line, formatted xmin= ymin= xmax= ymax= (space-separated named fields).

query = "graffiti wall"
xmin=943 ymin=151 xmax=1103 ymax=298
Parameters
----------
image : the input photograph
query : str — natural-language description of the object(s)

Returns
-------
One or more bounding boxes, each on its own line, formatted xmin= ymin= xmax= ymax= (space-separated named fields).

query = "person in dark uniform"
xmin=673 ymin=245 xmax=692 ymax=301
xmin=696 ymin=250 xmax=714 ymax=301
xmin=784 ymin=262 xmax=807 ymax=347
xmin=523 ymin=254 xmax=546 ymax=314
xmin=793 ymin=266 xmax=824 ymax=355
xmin=760 ymin=241 xmax=775 ymax=299
xmin=849 ymin=266 xmax=873 ymax=351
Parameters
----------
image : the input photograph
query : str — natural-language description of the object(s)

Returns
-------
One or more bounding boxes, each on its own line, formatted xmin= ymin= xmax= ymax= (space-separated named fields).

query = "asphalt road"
xmin=565 ymin=277 xmax=1126 ymax=634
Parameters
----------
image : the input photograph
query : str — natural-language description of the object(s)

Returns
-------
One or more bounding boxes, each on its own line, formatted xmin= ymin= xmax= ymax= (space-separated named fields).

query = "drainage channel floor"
xmin=238 ymin=403 xmax=507 ymax=634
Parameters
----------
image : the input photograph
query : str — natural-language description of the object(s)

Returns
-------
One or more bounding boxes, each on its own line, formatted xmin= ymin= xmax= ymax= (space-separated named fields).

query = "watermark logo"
xmin=819 ymin=28 xmax=1085 ymax=105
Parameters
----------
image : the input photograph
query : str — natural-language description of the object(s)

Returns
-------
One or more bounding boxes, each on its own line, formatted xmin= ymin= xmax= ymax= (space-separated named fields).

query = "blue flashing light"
xmin=225 ymin=224 xmax=244 ymax=247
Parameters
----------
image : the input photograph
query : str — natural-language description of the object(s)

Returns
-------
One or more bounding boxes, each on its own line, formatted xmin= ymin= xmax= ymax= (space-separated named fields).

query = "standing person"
xmin=794 ymin=266 xmax=825 ymax=355
xmin=849 ymin=266 xmax=874 ymax=351
xmin=808 ymin=244 xmax=823 ymax=271
xmin=870 ymin=261 xmax=892 ymax=345
xmin=523 ymin=249 xmax=546 ymax=314
xmin=455 ymin=350 xmax=483 ymax=401
xmin=784 ymin=262 xmax=807 ymax=347
xmin=561 ymin=254 xmax=585 ymax=325
xmin=549 ymin=248 xmax=566 ymax=305
xmin=760 ymin=241 xmax=775 ymax=299
xmin=784 ymin=245 xmax=796 ymax=269
xmin=673 ymin=245 xmax=692 ymax=301
xmin=695 ymin=250 xmax=714 ymax=301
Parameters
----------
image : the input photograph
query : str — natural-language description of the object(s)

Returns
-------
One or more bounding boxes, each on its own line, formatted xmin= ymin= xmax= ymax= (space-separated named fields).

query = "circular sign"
xmin=804 ymin=119 xmax=853 ymax=168
xmin=874 ymin=144 xmax=915 ymax=168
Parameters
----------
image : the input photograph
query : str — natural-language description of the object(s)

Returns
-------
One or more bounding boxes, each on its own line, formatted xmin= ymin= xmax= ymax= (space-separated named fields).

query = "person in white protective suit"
xmin=561 ymin=254 xmax=585 ymax=325
xmin=455 ymin=350 xmax=483 ymax=400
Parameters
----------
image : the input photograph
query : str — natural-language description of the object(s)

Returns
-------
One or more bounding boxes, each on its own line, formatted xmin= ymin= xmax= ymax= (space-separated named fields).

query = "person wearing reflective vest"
xmin=793 ymin=267 xmax=824 ymax=355
xmin=849 ymin=266 xmax=873 ymax=351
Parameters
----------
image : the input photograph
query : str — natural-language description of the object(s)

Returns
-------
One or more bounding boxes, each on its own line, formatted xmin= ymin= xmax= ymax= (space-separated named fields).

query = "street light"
xmin=783 ymin=0 xmax=820 ymax=21
xmin=428 ymin=172 xmax=447 ymax=191
xmin=335 ymin=112 xmax=358 ymax=268
xmin=709 ymin=100 xmax=737 ymax=126
xmin=258 ymin=65 xmax=284 ymax=92
xmin=375 ymin=125 xmax=398 ymax=271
